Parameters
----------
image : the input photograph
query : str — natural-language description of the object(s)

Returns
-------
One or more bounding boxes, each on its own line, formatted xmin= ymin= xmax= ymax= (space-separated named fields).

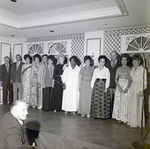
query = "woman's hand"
xmin=118 ymin=86 xmax=123 ymax=93
xmin=139 ymin=91 xmax=144 ymax=97
xmin=63 ymin=83 xmax=66 ymax=90
xmin=104 ymin=88 xmax=107 ymax=93
xmin=123 ymin=87 xmax=128 ymax=93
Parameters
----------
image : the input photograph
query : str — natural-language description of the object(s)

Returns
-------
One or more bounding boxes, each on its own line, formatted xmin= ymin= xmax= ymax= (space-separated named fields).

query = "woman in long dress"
xmin=78 ymin=55 xmax=94 ymax=118
xmin=30 ymin=54 xmax=42 ymax=108
xmin=21 ymin=54 xmax=32 ymax=105
xmin=91 ymin=55 xmax=110 ymax=119
xmin=51 ymin=54 xmax=67 ymax=112
xmin=128 ymin=54 xmax=147 ymax=128
xmin=112 ymin=54 xmax=131 ymax=123
xmin=62 ymin=56 xmax=81 ymax=115
xmin=42 ymin=55 xmax=56 ymax=111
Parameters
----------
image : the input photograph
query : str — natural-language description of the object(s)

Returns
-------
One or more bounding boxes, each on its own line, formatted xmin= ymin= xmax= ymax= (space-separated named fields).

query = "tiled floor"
xmin=0 ymin=104 xmax=150 ymax=149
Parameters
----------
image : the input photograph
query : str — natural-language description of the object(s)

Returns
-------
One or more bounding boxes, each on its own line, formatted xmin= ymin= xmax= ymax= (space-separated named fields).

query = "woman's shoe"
xmin=72 ymin=112 xmax=76 ymax=115
xmin=81 ymin=114 xmax=85 ymax=117
xmin=65 ymin=111 xmax=67 ymax=115
xmin=37 ymin=106 xmax=42 ymax=110
xmin=54 ymin=110 xmax=57 ymax=113
xmin=87 ymin=115 xmax=90 ymax=118
xmin=32 ymin=106 xmax=35 ymax=108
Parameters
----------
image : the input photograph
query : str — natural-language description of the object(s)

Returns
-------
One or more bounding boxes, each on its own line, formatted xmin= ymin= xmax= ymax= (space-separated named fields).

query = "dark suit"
xmin=106 ymin=60 xmax=121 ymax=116
xmin=106 ymin=60 xmax=121 ymax=89
xmin=0 ymin=112 xmax=33 ymax=149
xmin=0 ymin=64 xmax=13 ymax=104
xmin=11 ymin=61 xmax=24 ymax=100
xmin=11 ymin=62 xmax=24 ymax=83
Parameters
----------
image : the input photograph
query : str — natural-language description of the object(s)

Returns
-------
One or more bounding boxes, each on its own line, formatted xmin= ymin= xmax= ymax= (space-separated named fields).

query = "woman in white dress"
xmin=112 ymin=54 xmax=131 ymax=124
xmin=62 ymin=56 xmax=81 ymax=115
xmin=128 ymin=54 xmax=147 ymax=128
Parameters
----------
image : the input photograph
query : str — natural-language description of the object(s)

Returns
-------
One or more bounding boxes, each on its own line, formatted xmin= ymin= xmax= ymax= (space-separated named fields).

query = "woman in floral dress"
xmin=30 ymin=54 xmax=42 ymax=108
xmin=21 ymin=54 xmax=32 ymax=105
xmin=112 ymin=54 xmax=131 ymax=124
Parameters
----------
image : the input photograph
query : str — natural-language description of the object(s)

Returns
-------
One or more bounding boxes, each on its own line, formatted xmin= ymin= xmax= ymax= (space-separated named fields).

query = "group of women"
xmin=21 ymin=53 xmax=147 ymax=128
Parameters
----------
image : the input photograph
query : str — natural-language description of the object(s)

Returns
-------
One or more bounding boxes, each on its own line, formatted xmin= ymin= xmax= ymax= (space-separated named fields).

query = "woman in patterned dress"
xmin=91 ymin=55 xmax=110 ymax=119
xmin=78 ymin=55 xmax=94 ymax=118
xmin=21 ymin=54 xmax=32 ymax=105
xmin=30 ymin=54 xmax=42 ymax=108
xmin=112 ymin=54 xmax=131 ymax=123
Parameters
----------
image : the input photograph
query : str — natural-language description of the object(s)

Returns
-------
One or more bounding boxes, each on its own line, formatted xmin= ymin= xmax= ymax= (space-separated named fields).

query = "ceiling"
xmin=0 ymin=0 xmax=150 ymax=39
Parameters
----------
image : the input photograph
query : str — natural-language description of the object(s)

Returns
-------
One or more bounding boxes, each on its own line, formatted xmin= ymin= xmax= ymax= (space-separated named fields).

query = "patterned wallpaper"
xmin=104 ymin=27 xmax=150 ymax=59
xmin=27 ymin=27 xmax=150 ymax=62
xmin=27 ymin=34 xmax=85 ymax=63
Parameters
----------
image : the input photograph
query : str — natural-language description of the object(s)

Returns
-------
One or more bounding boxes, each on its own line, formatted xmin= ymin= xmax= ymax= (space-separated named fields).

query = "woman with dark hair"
xmin=30 ymin=54 xmax=42 ymax=108
xmin=91 ymin=55 xmax=110 ymax=119
xmin=42 ymin=55 xmax=57 ymax=111
xmin=128 ymin=54 xmax=147 ymax=128
xmin=51 ymin=54 xmax=68 ymax=112
xmin=78 ymin=55 xmax=94 ymax=118
xmin=112 ymin=54 xmax=131 ymax=124
xmin=62 ymin=55 xmax=81 ymax=115
xmin=37 ymin=54 xmax=47 ymax=109
xmin=21 ymin=54 xmax=32 ymax=105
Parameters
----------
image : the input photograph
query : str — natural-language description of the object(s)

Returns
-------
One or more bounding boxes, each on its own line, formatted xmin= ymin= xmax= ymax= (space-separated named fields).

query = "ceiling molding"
xmin=0 ymin=6 xmax=123 ymax=29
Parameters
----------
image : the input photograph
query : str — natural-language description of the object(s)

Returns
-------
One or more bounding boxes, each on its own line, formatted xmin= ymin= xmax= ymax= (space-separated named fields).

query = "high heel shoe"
xmin=72 ymin=112 xmax=76 ymax=115
xmin=65 ymin=111 xmax=68 ymax=115
xmin=81 ymin=114 xmax=85 ymax=117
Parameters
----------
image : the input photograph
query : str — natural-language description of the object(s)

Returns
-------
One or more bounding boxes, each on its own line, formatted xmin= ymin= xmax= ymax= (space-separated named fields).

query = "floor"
xmin=0 ymin=104 xmax=150 ymax=149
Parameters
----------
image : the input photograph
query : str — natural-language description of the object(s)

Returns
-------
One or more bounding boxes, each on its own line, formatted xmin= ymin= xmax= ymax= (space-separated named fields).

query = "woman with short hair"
xmin=42 ymin=55 xmax=57 ymax=111
xmin=30 ymin=54 xmax=42 ymax=108
xmin=78 ymin=55 xmax=94 ymax=118
xmin=21 ymin=54 xmax=32 ymax=105
xmin=51 ymin=54 xmax=67 ymax=112
xmin=61 ymin=55 xmax=81 ymax=115
xmin=128 ymin=54 xmax=147 ymax=128
xmin=91 ymin=55 xmax=110 ymax=119
xmin=112 ymin=54 xmax=131 ymax=124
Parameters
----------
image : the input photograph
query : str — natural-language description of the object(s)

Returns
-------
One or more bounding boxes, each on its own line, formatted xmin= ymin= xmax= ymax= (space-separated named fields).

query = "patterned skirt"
xmin=90 ymin=79 xmax=111 ymax=119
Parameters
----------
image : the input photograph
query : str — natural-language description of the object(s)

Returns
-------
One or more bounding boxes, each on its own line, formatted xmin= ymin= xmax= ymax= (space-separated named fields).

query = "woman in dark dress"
xmin=42 ymin=55 xmax=57 ymax=111
xmin=51 ymin=54 xmax=67 ymax=112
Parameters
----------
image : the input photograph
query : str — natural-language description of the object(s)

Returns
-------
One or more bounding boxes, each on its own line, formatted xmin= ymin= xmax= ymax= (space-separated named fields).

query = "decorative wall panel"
xmin=27 ymin=34 xmax=85 ymax=62
xmin=104 ymin=27 xmax=150 ymax=59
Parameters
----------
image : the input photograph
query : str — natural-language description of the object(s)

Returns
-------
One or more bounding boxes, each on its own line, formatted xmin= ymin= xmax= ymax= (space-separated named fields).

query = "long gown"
xmin=90 ymin=66 xmax=111 ymax=119
xmin=61 ymin=65 xmax=80 ymax=112
xmin=112 ymin=76 xmax=130 ymax=123
xmin=22 ymin=64 xmax=32 ymax=105
xmin=78 ymin=66 xmax=94 ymax=115
xmin=128 ymin=65 xmax=147 ymax=128
xmin=51 ymin=64 xmax=64 ymax=111
xmin=30 ymin=64 xmax=40 ymax=107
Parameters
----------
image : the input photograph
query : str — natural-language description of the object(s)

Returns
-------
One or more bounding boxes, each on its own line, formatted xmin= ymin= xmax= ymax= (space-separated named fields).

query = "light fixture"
xmin=11 ymin=35 xmax=15 ymax=37
xmin=104 ymin=24 xmax=109 ymax=27
xmin=50 ymin=30 xmax=54 ymax=32
xmin=11 ymin=0 xmax=17 ymax=2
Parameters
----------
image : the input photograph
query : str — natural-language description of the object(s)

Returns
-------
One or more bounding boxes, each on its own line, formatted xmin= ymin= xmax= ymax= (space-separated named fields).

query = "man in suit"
xmin=0 ymin=56 xmax=13 ymax=104
xmin=11 ymin=54 xmax=24 ymax=101
xmin=0 ymin=100 xmax=37 ymax=149
xmin=106 ymin=51 xmax=121 ymax=116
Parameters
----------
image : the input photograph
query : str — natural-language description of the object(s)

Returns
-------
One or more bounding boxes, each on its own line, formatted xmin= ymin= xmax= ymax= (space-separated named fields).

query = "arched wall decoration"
xmin=121 ymin=33 xmax=150 ymax=53
xmin=48 ymin=42 xmax=67 ymax=55
xmin=48 ymin=40 xmax=71 ymax=57
xmin=28 ymin=43 xmax=44 ymax=55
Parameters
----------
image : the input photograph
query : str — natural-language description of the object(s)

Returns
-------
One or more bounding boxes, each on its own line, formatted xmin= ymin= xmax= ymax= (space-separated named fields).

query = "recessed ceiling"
xmin=0 ymin=0 xmax=149 ymax=39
